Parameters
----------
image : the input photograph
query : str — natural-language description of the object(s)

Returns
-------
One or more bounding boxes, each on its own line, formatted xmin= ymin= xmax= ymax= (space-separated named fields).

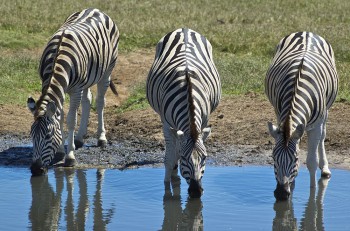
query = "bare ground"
xmin=0 ymin=49 xmax=350 ymax=171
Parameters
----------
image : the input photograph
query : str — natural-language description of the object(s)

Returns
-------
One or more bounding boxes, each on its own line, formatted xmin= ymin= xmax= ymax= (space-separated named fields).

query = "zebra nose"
xmin=30 ymin=160 xmax=48 ymax=177
xmin=188 ymin=179 xmax=203 ymax=198
xmin=274 ymin=183 xmax=291 ymax=201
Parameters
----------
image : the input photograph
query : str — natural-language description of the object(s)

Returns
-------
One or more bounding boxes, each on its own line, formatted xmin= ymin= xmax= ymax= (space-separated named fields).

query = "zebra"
xmin=146 ymin=28 xmax=221 ymax=198
xmin=27 ymin=8 xmax=119 ymax=176
xmin=265 ymin=32 xmax=338 ymax=200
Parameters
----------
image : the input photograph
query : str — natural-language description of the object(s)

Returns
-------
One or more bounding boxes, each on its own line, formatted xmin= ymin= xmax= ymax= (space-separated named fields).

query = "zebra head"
xmin=268 ymin=122 xmax=304 ymax=200
xmin=27 ymin=97 xmax=62 ymax=176
xmin=174 ymin=127 xmax=211 ymax=198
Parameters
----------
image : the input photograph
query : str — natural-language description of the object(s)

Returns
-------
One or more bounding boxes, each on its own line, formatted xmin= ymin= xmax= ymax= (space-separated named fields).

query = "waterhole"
xmin=0 ymin=166 xmax=349 ymax=230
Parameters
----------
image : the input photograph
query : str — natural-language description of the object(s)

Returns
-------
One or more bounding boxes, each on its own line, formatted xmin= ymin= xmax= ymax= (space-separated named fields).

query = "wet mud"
xmin=0 ymin=134 xmax=274 ymax=171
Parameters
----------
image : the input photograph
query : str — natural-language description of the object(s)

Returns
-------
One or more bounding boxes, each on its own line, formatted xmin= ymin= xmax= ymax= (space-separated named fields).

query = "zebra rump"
xmin=265 ymin=32 xmax=338 ymax=200
xmin=146 ymin=28 xmax=221 ymax=198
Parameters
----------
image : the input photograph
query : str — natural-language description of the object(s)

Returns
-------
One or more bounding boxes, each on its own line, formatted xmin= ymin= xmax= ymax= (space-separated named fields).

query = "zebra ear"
xmin=45 ymin=101 xmax=57 ymax=118
xmin=291 ymin=124 xmax=304 ymax=140
xmin=202 ymin=126 xmax=211 ymax=141
xmin=268 ymin=122 xmax=279 ymax=139
xmin=27 ymin=97 xmax=36 ymax=115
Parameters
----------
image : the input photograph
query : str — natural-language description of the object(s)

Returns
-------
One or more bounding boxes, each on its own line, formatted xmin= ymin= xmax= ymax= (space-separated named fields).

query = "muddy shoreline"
xmin=0 ymin=134 xmax=272 ymax=169
xmin=1 ymin=133 xmax=349 ymax=174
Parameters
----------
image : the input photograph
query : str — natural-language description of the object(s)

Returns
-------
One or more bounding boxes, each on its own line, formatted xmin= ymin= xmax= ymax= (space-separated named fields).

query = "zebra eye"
xmin=200 ymin=156 xmax=206 ymax=166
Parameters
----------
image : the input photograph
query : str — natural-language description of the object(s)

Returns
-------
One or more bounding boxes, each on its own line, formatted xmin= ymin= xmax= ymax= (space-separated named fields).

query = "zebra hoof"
xmin=97 ymin=139 xmax=107 ymax=147
xmin=50 ymin=151 xmax=66 ymax=166
xmin=74 ymin=139 xmax=84 ymax=149
xmin=64 ymin=158 xmax=77 ymax=167
xmin=321 ymin=172 xmax=331 ymax=179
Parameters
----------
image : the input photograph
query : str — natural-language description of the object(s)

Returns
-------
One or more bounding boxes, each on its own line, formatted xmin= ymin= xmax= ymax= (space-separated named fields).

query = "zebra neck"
xmin=46 ymin=80 xmax=65 ymax=107
xmin=35 ymin=84 xmax=64 ymax=119
xmin=282 ymin=112 xmax=306 ymax=138
xmin=185 ymin=71 xmax=201 ymax=141
xmin=282 ymin=58 xmax=307 ymax=136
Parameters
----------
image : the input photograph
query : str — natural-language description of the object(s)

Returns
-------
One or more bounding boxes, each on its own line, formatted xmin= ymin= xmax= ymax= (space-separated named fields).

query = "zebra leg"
xmin=163 ymin=125 xmax=180 ymax=183
xmin=75 ymin=88 xmax=92 ymax=149
xmin=306 ymin=125 xmax=322 ymax=188
xmin=95 ymin=80 xmax=109 ymax=147
xmin=51 ymin=108 xmax=66 ymax=165
xmin=318 ymin=112 xmax=331 ymax=178
xmin=64 ymin=91 xmax=82 ymax=167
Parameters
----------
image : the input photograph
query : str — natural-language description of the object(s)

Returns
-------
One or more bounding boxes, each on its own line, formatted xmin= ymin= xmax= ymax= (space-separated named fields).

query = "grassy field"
xmin=1 ymin=0 xmax=350 ymax=106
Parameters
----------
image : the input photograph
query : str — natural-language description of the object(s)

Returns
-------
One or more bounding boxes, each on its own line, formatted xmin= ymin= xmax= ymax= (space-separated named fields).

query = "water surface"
xmin=0 ymin=166 xmax=349 ymax=230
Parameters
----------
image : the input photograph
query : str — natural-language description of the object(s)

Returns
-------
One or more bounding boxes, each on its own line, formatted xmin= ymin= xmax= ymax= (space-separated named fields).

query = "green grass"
xmin=0 ymin=50 xmax=41 ymax=104
xmin=1 ymin=0 xmax=350 ymax=108
xmin=116 ymin=84 xmax=149 ymax=113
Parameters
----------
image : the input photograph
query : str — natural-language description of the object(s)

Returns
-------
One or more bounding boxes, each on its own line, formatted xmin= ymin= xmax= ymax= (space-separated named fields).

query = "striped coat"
xmin=28 ymin=8 xmax=119 ymax=176
xmin=265 ymin=32 xmax=338 ymax=200
xmin=147 ymin=28 xmax=221 ymax=198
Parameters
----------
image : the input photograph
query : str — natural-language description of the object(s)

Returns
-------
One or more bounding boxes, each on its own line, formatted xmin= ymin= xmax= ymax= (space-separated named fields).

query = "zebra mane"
xmin=34 ymin=94 xmax=50 ymax=119
xmin=34 ymin=30 xmax=67 ymax=119
xmin=185 ymin=70 xmax=199 ymax=142
xmin=284 ymin=58 xmax=304 ymax=146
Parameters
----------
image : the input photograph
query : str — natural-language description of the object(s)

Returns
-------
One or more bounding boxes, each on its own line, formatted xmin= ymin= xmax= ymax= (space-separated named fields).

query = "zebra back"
xmin=36 ymin=8 xmax=119 ymax=114
xmin=147 ymin=28 xmax=221 ymax=140
xmin=265 ymin=32 xmax=338 ymax=133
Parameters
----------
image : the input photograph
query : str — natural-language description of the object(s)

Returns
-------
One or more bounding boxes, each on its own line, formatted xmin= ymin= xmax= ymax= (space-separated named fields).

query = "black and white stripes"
xmin=146 ymin=28 xmax=221 ymax=197
xmin=28 ymin=8 xmax=119 ymax=175
xmin=265 ymin=32 xmax=338 ymax=200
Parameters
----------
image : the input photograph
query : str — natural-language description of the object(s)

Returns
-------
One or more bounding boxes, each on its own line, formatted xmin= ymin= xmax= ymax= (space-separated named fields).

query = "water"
xmin=0 ymin=166 xmax=349 ymax=230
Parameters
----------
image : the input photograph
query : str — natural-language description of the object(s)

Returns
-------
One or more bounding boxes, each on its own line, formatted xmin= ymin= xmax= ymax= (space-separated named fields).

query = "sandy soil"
xmin=0 ymin=49 xmax=349 ymax=171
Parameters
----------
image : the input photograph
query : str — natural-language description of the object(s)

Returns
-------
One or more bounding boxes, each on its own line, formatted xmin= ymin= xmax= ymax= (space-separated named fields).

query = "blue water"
xmin=0 ymin=166 xmax=349 ymax=230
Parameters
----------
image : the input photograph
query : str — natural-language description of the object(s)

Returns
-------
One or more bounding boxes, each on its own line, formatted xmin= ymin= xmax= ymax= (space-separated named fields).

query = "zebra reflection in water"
xmin=29 ymin=168 xmax=114 ymax=230
xmin=162 ymin=175 xmax=203 ymax=230
xmin=272 ymin=178 xmax=329 ymax=231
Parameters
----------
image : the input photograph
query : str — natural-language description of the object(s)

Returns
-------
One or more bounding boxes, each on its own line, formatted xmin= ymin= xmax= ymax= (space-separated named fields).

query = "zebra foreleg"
xmin=75 ymin=88 xmax=92 ymax=149
xmin=51 ymin=108 xmax=66 ymax=165
xmin=306 ymin=125 xmax=322 ymax=188
xmin=163 ymin=125 xmax=181 ymax=183
xmin=95 ymin=81 xmax=109 ymax=147
xmin=64 ymin=92 xmax=82 ymax=167
xmin=318 ymin=113 xmax=331 ymax=178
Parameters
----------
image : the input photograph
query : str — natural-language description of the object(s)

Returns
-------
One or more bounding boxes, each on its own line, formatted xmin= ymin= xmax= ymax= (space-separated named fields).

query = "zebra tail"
xmin=109 ymin=80 xmax=118 ymax=96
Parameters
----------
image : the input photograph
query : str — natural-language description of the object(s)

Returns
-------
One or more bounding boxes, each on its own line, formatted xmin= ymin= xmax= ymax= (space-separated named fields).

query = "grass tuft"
xmin=116 ymin=85 xmax=149 ymax=113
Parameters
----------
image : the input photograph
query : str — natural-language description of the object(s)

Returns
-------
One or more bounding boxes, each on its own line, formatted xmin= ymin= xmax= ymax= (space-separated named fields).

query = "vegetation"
xmin=1 ymin=0 xmax=350 ymax=106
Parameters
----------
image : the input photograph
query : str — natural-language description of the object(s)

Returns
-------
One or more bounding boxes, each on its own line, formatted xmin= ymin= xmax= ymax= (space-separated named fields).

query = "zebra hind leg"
xmin=318 ymin=115 xmax=331 ymax=178
xmin=75 ymin=88 xmax=93 ymax=149
xmin=95 ymin=80 xmax=109 ymax=147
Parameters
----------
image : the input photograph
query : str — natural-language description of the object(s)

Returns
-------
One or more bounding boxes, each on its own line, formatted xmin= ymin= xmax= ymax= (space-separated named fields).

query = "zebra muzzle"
xmin=274 ymin=182 xmax=291 ymax=201
xmin=188 ymin=179 xmax=203 ymax=198
xmin=30 ymin=161 xmax=48 ymax=177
